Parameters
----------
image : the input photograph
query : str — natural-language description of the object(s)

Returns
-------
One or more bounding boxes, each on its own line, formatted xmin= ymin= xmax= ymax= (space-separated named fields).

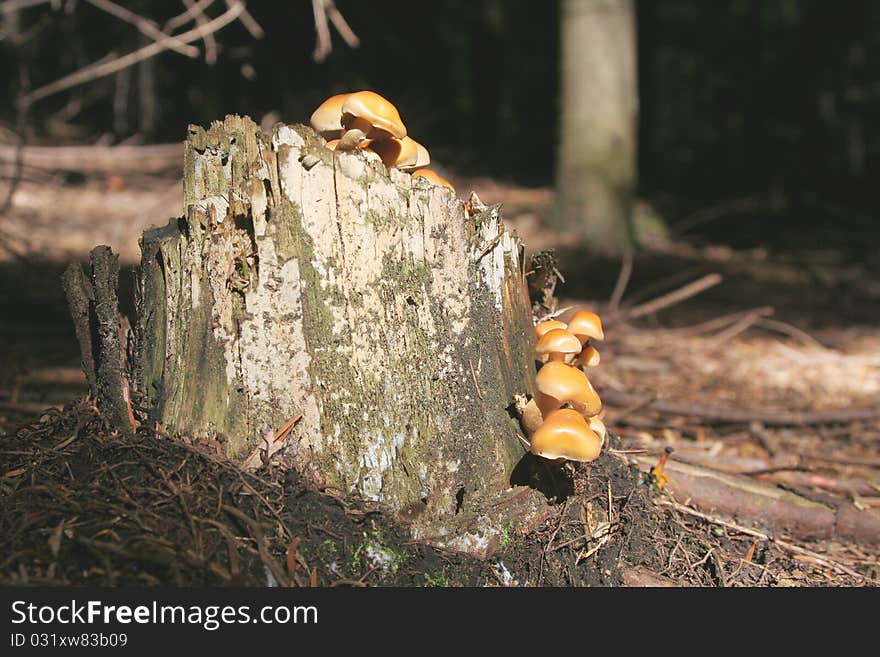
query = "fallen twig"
xmin=705 ymin=308 xmax=771 ymax=347
xmin=620 ymin=565 xmax=680 ymax=587
xmin=475 ymin=229 xmax=504 ymax=263
xmin=756 ymin=317 xmax=826 ymax=349
xmin=607 ymin=250 xmax=632 ymax=313
xmin=0 ymin=142 xmax=181 ymax=174
xmin=656 ymin=498 xmax=877 ymax=584
xmin=612 ymin=273 xmax=723 ymax=322
xmin=628 ymin=454 xmax=880 ymax=545
xmin=602 ymin=387 xmax=880 ymax=426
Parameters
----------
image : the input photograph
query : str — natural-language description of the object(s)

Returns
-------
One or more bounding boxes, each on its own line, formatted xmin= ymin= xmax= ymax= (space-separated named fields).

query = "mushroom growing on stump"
xmin=534 ymin=360 xmax=602 ymax=419
xmin=338 ymin=90 xmax=407 ymax=150
xmin=309 ymin=93 xmax=351 ymax=140
xmin=535 ymin=328 xmax=582 ymax=363
xmin=534 ymin=319 xmax=568 ymax=339
xmin=575 ymin=344 xmax=600 ymax=368
xmin=567 ymin=309 xmax=604 ymax=345
xmin=411 ymin=169 xmax=455 ymax=192
xmin=370 ymin=136 xmax=430 ymax=171
xmin=529 ymin=408 xmax=603 ymax=463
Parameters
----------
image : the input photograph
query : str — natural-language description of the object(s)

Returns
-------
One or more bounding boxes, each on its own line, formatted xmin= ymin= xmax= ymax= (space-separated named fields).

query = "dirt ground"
xmin=1 ymin=171 xmax=878 ymax=587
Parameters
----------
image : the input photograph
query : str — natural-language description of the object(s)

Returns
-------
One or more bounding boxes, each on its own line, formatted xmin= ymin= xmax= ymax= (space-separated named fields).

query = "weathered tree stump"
xmin=124 ymin=115 xmax=546 ymax=556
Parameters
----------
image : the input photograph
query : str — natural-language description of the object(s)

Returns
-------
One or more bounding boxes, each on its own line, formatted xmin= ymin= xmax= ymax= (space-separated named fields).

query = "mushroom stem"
xmin=337 ymin=123 xmax=370 ymax=150
xmin=520 ymin=397 xmax=544 ymax=437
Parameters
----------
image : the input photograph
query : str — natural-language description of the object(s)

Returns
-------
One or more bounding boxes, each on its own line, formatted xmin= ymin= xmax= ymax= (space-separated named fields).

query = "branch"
xmin=0 ymin=142 xmax=182 ymax=174
xmin=0 ymin=0 xmax=52 ymax=11
xmin=607 ymin=250 xmax=632 ymax=312
xmin=181 ymin=0 xmax=218 ymax=64
xmin=325 ymin=0 xmax=359 ymax=48
xmin=629 ymin=455 xmax=880 ymax=549
xmin=83 ymin=0 xmax=199 ymax=58
xmin=17 ymin=1 xmax=244 ymax=108
xmin=601 ymin=387 xmax=880 ymax=426
xmin=311 ymin=0 xmax=359 ymax=62
xmin=613 ymin=273 xmax=723 ymax=322
xmin=311 ymin=0 xmax=331 ymax=63
xmin=655 ymin=498 xmax=877 ymax=584
xmin=226 ymin=0 xmax=262 ymax=39
xmin=163 ymin=0 xmax=214 ymax=32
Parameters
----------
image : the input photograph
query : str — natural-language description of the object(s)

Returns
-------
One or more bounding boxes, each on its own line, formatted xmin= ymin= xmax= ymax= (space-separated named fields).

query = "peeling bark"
xmin=131 ymin=115 xmax=547 ymax=556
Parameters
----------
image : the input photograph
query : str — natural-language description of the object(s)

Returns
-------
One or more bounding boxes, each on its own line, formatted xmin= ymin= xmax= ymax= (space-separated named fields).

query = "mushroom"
xmin=411 ymin=169 xmax=455 ymax=192
xmin=649 ymin=447 xmax=674 ymax=490
xmin=567 ymin=310 xmax=604 ymax=346
xmin=575 ymin=344 xmax=600 ymax=368
xmin=324 ymin=137 xmax=382 ymax=163
xmin=310 ymin=93 xmax=351 ymax=140
xmin=338 ymin=90 xmax=407 ymax=150
xmin=534 ymin=319 xmax=567 ymax=340
xmin=588 ymin=415 xmax=607 ymax=446
xmin=369 ymin=136 xmax=430 ymax=171
xmin=529 ymin=408 xmax=603 ymax=463
xmin=519 ymin=397 xmax=544 ymax=437
xmin=533 ymin=361 xmax=602 ymax=419
xmin=535 ymin=328 xmax=582 ymax=363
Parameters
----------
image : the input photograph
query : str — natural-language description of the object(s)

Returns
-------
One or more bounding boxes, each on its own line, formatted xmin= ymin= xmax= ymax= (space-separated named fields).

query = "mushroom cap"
xmin=577 ymin=344 xmax=600 ymax=367
xmin=535 ymin=328 xmax=582 ymax=362
xmin=567 ymin=310 xmax=604 ymax=344
xmin=341 ymin=90 xmax=407 ymax=140
xmin=324 ymin=138 xmax=340 ymax=149
xmin=310 ymin=93 xmax=351 ymax=139
xmin=529 ymin=408 xmax=602 ymax=462
xmin=411 ymin=168 xmax=455 ymax=192
xmin=534 ymin=361 xmax=602 ymax=417
xmin=369 ymin=136 xmax=430 ymax=170
xmin=534 ymin=319 xmax=567 ymax=339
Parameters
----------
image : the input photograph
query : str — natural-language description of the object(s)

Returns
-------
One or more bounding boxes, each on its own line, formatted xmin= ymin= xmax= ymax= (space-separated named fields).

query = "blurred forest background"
xmin=2 ymin=0 xmax=879 ymax=257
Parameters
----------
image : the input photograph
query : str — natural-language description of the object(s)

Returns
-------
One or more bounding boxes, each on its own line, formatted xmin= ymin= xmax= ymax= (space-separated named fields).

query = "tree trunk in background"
xmin=128 ymin=115 xmax=547 ymax=557
xmin=556 ymin=0 xmax=638 ymax=254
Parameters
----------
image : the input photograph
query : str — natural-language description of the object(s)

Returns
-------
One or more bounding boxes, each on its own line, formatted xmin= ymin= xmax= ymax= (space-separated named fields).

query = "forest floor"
xmin=1 ymin=171 xmax=878 ymax=587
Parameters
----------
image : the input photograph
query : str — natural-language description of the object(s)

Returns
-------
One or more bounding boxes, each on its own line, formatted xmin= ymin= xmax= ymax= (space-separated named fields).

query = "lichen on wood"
xmin=132 ymin=115 xmax=546 ymax=556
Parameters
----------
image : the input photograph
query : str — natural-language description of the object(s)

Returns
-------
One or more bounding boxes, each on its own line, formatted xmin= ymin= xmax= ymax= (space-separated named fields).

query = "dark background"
xmin=3 ymin=0 xmax=879 ymax=255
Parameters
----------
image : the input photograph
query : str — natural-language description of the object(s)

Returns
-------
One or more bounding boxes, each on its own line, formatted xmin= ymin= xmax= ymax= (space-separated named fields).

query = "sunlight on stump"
xmin=133 ymin=115 xmax=546 ymax=557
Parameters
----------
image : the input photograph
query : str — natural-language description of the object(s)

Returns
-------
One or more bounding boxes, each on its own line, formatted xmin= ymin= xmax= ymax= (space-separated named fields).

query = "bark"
xmin=61 ymin=246 xmax=134 ymax=436
xmin=130 ymin=115 xmax=547 ymax=557
xmin=555 ymin=0 xmax=638 ymax=254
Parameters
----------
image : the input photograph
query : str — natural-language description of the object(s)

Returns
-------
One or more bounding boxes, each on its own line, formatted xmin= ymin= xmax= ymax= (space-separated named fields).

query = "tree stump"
xmin=110 ymin=115 xmax=548 ymax=556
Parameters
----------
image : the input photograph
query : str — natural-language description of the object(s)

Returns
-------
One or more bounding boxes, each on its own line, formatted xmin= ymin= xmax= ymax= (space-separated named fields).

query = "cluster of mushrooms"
xmin=309 ymin=90 xmax=455 ymax=193
xmin=521 ymin=310 xmax=607 ymax=463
